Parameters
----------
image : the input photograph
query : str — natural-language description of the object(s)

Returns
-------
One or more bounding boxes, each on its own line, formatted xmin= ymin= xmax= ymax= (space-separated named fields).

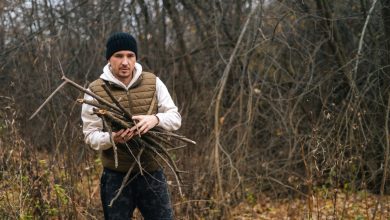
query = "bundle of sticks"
xmin=30 ymin=74 xmax=196 ymax=206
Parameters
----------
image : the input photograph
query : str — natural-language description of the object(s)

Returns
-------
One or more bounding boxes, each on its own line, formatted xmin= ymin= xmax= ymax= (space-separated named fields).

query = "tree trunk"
xmin=162 ymin=0 xmax=198 ymax=92
xmin=381 ymin=0 xmax=390 ymax=91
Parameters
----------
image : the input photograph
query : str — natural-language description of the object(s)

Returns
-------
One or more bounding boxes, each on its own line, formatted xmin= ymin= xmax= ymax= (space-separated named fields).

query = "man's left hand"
xmin=130 ymin=115 xmax=159 ymax=135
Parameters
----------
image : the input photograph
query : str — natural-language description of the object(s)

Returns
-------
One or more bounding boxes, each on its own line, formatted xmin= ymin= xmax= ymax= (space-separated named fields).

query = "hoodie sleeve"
xmin=81 ymin=92 xmax=113 ymax=151
xmin=155 ymin=77 xmax=182 ymax=131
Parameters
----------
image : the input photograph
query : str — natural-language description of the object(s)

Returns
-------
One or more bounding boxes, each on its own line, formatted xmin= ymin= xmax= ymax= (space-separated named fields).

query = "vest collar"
xmin=100 ymin=62 xmax=143 ymax=90
xmin=103 ymin=74 xmax=143 ymax=90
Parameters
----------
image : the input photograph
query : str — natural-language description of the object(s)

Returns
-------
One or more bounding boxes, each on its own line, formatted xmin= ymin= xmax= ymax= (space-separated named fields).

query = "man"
xmin=81 ymin=32 xmax=181 ymax=219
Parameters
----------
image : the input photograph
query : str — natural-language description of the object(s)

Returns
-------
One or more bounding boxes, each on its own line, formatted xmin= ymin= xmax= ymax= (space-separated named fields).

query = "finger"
xmin=121 ymin=128 xmax=132 ymax=136
xmin=130 ymin=121 xmax=144 ymax=132
xmin=139 ymin=124 xmax=150 ymax=134
xmin=116 ymin=133 xmax=125 ymax=140
xmin=125 ymin=129 xmax=134 ymax=138
xmin=113 ymin=129 xmax=124 ymax=138
xmin=127 ymin=132 xmax=134 ymax=139
xmin=114 ymin=129 xmax=124 ymax=136
xmin=113 ymin=135 xmax=125 ymax=143
xmin=120 ymin=129 xmax=131 ymax=138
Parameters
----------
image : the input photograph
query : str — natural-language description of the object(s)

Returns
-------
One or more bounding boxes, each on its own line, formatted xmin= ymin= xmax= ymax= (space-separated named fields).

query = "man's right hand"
xmin=112 ymin=128 xmax=134 ymax=143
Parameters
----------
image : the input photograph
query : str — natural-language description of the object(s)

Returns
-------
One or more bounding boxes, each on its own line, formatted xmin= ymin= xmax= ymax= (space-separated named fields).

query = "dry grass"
xmin=231 ymin=190 xmax=390 ymax=220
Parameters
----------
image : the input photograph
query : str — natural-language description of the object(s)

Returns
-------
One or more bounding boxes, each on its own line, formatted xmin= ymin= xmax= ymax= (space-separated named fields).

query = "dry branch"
xmin=108 ymin=148 xmax=143 ymax=207
xmin=102 ymin=84 xmax=133 ymax=120
xmin=213 ymin=8 xmax=255 ymax=201
xmin=29 ymin=81 xmax=68 ymax=120
xmin=93 ymin=109 xmax=132 ymax=128
xmin=61 ymin=76 xmax=122 ymax=113
xmin=102 ymin=83 xmax=141 ymax=136
xmin=77 ymin=99 xmax=123 ymax=116
xmin=102 ymin=116 xmax=119 ymax=168
xmin=150 ymin=130 xmax=197 ymax=145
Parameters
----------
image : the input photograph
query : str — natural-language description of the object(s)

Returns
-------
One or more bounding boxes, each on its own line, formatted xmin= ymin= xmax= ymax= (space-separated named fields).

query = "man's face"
xmin=109 ymin=50 xmax=136 ymax=81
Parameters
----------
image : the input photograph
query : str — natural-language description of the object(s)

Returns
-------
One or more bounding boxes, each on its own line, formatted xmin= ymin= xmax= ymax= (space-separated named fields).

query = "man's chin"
xmin=119 ymin=71 xmax=130 ymax=76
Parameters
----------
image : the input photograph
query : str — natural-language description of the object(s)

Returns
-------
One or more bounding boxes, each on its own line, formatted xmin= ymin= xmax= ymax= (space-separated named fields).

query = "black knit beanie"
xmin=105 ymin=32 xmax=138 ymax=60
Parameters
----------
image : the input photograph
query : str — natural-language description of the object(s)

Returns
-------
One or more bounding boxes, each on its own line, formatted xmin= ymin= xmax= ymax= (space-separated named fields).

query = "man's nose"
xmin=121 ymin=58 xmax=129 ymax=65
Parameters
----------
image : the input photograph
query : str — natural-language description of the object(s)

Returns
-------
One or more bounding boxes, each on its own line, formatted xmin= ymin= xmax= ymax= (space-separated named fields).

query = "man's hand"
xmin=112 ymin=128 xmax=134 ymax=143
xmin=130 ymin=115 xmax=159 ymax=135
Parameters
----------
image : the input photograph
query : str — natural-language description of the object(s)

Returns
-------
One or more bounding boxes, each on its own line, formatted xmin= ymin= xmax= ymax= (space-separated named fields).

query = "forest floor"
xmin=230 ymin=189 xmax=390 ymax=219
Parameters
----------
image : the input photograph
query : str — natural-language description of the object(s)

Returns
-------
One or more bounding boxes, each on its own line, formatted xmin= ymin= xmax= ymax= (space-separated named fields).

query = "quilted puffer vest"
xmin=88 ymin=72 xmax=159 ymax=173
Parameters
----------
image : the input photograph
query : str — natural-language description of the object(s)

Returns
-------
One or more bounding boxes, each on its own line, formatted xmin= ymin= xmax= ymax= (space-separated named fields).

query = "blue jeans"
xmin=100 ymin=168 xmax=173 ymax=220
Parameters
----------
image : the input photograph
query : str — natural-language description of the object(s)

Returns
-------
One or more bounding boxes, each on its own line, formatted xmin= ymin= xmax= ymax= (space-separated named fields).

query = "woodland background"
xmin=1 ymin=0 xmax=390 ymax=219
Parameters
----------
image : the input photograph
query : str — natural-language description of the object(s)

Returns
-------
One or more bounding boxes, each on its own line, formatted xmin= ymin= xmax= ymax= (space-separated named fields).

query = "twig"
xmin=137 ymin=146 xmax=144 ymax=176
xmin=124 ymin=141 xmax=144 ymax=176
xmin=29 ymin=81 xmax=68 ymax=120
xmin=143 ymin=135 xmax=186 ymax=174
xmin=57 ymin=57 xmax=65 ymax=78
xmin=102 ymin=84 xmax=141 ymax=136
xmin=77 ymin=98 xmax=123 ymax=116
xmin=93 ymin=109 xmax=133 ymax=128
xmin=102 ymin=84 xmax=133 ymax=120
xmin=0 ymin=96 xmax=12 ymax=100
xmin=102 ymin=116 xmax=118 ymax=168
xmin=62 ymin=75 xmax=122 ymax=113
xmin=143 ymin=142 xmax=183 ymax=197
xmin=148 ymin=133 xmax=180 ymax=149
xmin=166 ymin=145 xmax=187 ymax=152
xmin=150 ymin=130 xmax=196 ymax=145
xmin=108 ymin=149 xmax=143 ymax=207
xmin=266 ymin=176 xmax=308 ymax=198
xmin=353 ymin=0 xmax=378 ymax=78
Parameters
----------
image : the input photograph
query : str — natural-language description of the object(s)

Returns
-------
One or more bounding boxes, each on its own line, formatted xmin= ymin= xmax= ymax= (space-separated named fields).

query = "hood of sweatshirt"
xmin=99 ymin=62 xmax=143 ymax=90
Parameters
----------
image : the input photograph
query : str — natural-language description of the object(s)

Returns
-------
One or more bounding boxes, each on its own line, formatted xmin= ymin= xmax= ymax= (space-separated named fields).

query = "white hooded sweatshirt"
xmin=81 ymin=62 xmax=181 ymax=151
